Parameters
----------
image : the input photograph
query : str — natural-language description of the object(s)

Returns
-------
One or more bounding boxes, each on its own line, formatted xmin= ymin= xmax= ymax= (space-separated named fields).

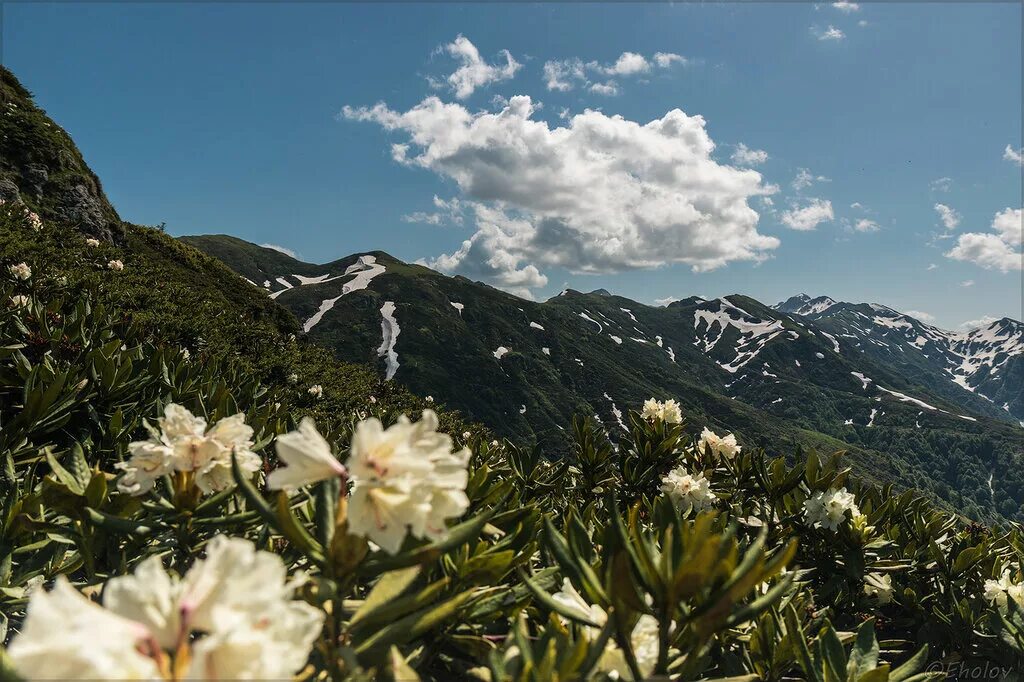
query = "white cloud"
xmin=402 ymin=195 xmax=464 ymax=226
xmin=780 ymin=198 xmax=834 ymax=231
xmin=832 ymin=1 xmax=860 ymax=12
xmin=858 ymin=19 xmax=868 ymax=27
xmin=854 ymin=218 xmax=880 ymax=233
xmin=792 ymin=167 xmax=830 ymax=191
xmin=731 ymin=143 xmax=768 ymax=166
xmin=654 ymin=296 xmax=681 ymax=306
xmin=599 ymin=52 xmax=650 ymax=76
xmin=542 ymin=51 xmax=686 ymax=93
xmin=930 ymin=177 xmax=953 ymax=193
xmin=945 ymin=207 xmax=1022 ymax=272
xmin=543 ymin=59 xmax=586 ymax=92
xmin=654 ymin=52 xmax=687 ymax=68
xmin=813 ymin=25 xmax=846 ymax=41
xmin=850 ymin=202 xmax=864 ymax=210
xmin=260 ymin=243 xmax=298 ymax=258
xmin=440 ymin=35 xmax=521 ymax=99
xmin=905 ymin=310 xmax=935 ymax=322
xmin=927 ymin=263 xmax=938 ymax=271
xmin=933 ymin=203 xmax=961 ymax=231
xmin=961 ymin=279 xmax=975 ymax=287
xmin=589 ymin=81 xmax=620 ymax=96
xmin=342 ymin=96 xmax=779 ymax=296
xmin=1004 ymin=144 xmax=1024 ymax=166
xmin=958 ymin=315 xmax=999 ymax=331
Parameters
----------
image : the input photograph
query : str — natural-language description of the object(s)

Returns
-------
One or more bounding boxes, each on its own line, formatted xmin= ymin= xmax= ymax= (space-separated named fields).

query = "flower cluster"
xmin=107 ymin=259 xmax=124 ymax=271
xmin=9 ymin=262 xmax=31 ymax=280
xmin=85 ymin=237 xmax=100 ymax=247
xmin=551 ymin=579 xmax=659 ymax=679
xmin=9 ymin=295 xmax=29 ymax=308
xmin=803 ymin=487 xmax=861 ymax=531
xmin=6 ymin=536 xmax=323 ymax=680
xmin=984 ymin=568 xmax=1024 ymax=608
xmin=698 ymin=427 xmax=741 ymax=460
xmin=116 ymin=403 xmax=262 ymax=496
xmin=25 ymin=210 xmax=42 ymax=231
xmin=660 ymin=465 xmax=717 ymax=515
xmin=345 ymin=410 xmax=470 ymax=553
xmin=308 ymin=384 xmax=323 ymax=399
xmin=641 ymin=397 xmax=682 ymax=424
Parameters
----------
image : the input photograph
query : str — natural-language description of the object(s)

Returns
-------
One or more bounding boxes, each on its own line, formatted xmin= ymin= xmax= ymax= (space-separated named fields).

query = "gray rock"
xmin=57 ymin=183 xmax=114 ymax=241
xmin=0 ymin=178 xmax=22 ymax=205
xmin=25 ymin=164 xmax=48 ymax=196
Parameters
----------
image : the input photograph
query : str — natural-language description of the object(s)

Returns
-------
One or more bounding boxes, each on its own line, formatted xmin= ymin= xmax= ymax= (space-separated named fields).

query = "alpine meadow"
xmin=0 ymin=3 xmax=1022 ymax=681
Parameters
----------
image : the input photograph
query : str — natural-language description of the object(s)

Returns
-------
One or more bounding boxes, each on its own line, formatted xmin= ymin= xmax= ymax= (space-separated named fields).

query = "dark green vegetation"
xmin=184 ymin=235 xmax=1024 ymax=524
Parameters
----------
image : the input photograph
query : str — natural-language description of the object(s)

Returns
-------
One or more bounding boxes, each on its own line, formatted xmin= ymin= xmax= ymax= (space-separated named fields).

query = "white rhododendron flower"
xmin=698 ymin=427 xmax=741 ymax=460
xmin=660 ymin=465 xmax=717 ymax=514
xmin=116 ymin=403 xmax=262 ymax=496
xmin=9 ymin=295 xmax=29 ymax=308
xmin=308 ymin=384 xmax=323 ymax=399
xmin=85 ymin=237 xmax=100 ymax=247
xmin=7 ymin=536 xmax=324 ymax=681
xmin=641 ymin=398 xmax=683 ymax=424
xmin=425 ymin=395 xmax=434 ymax=403
xmin=346 ymin=409 xmax=470 ymax=554
xmin=863 ymin=572 xmax=894 ymax=604
xmin=9 ymin=262 xmax=31 ymax=280
xmin=107 ymin=259 xmax=124 ymax=271
xmin=984 ymin=569 xmax=1024 ymax=608
xmin=267 ymin=418 xmax=346 ymax=491
xmin=550 ymin=578 xmax=659 ymax=679
xmin=26 ymin=211 xmax=43 ymax=231
xmin=6 ymin=577 xmax=160 ymax=680
xmin=287 ymin=373 xmax=299 ymax=384
xmin=803 ymin=487 xmax=860 ymax=531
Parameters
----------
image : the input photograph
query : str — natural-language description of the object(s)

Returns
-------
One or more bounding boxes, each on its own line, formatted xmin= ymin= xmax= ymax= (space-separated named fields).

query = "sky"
xmin=3 ymin=2 xmax=1021 ymax=329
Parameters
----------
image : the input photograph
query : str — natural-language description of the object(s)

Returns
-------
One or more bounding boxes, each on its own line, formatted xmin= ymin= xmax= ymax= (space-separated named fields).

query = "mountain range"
xmin=183 ymin=235 xmax=1024 ymax=522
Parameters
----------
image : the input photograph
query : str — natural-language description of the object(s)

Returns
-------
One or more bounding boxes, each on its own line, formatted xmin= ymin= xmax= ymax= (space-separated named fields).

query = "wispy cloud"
xmin=905 ymin=310 xmax=935 ymax=322
xmin=438 ymin=34 xmax=521 ymax=99
xmin=933 ymin=203 xmax=961 ymax=231
xmin=261 ymin=243 xmax=298 ymax=258
xmin=731 ymin=143 xmax=769 ymax=167
xmin=812 ymin=25 xmax=846 ymax=41
xmin=1004 ymin=144 xmax=1024 ymax=167
xmin=929 ymin=177 xmax=953 ymax=193
xmin=831 ymin=1 xmax=860 ymax=12
xmin=780 ymin=198 xmax=834 ymax=231
xmin=542 ymin=50 xmax=687 ymax=95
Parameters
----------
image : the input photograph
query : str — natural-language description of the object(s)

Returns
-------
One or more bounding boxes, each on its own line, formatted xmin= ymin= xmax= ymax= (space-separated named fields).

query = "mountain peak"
xmin=773 ymin=293 xmax=838 ymax=316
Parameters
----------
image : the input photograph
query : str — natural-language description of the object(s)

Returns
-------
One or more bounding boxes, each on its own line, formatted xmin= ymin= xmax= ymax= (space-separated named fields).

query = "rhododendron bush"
xmin=2 ymin=205 xmax=1024 ymax=680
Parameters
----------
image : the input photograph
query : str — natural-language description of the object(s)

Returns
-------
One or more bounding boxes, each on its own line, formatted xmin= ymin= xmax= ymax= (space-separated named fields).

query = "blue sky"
xmin=4 ymin=2 xmax=1021 ymax=329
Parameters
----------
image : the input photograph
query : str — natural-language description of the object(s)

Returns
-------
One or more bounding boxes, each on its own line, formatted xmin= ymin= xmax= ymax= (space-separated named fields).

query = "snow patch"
xmin=609 ymin=335 xmax=623 ymax=344
xmin=851 ymin=372 xmax=872 ymax=390
xmin=877 ymin=386 xmax=937 ymax=411
xmin=377 ymin=301 xmax=400 ymax=380
xmin=529 ymin=321 xmax=545 ymax=330
xmin=451 ymin=302 xmax=464 ymax=314
xmin=579 ymin=312 xmax=603 ymax=332
xmin=693 ymin=298 xmax=788 ymax=373
xmin=303 ymin=255 xmax=386 ymax=332
xmin=493 ymin=346 xmax=510 ymax=360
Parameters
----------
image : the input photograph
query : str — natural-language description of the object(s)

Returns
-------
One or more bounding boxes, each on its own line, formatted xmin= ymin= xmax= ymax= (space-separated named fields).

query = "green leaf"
xmin=350 ymin=566 xmax=421 ymax=627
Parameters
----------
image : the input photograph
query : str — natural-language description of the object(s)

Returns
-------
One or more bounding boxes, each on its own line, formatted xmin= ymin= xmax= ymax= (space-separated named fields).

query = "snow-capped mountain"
xmin=184 ymin=235 xmax=1024 ymax=523
xmin=771 ymin=296 xmax=1023 ymax=421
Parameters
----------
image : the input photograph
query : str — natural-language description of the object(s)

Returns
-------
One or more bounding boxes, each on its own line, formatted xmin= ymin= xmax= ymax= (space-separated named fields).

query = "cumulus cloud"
xmin=440 ymin=35 xmax=521 ymax=99
xmin=780 ymin=198 xmax=834 ymax=231
xmin=832 ymin=1 xmax=860 ymax=11
xmin=342 ymin=95 xmax=779 ymax=296
xmin=1004 ymin=144 xmax=1023 ymax=166
xmin=905 ymin=310 xmax=935 ymax=322
xmin=731 ymin=143 xmax=769 ymax=166
xmin=958 ymin=315 xmax=999 ymax=331
xmin=261 ymin=243 xmax=298 ymax=258
xmin=930 ymin=177 xmax=953 ymax=193
xmin=813 ymin=25 xmax=846 ymax=41
xmin=933 ymin=203 xmax=960 ymax=231
xmin=654 ymin=296 xmax=682 ymax=306
xmin=541 ymin=50 xmax=687 ymax=94
xmin=792 ymin=167 xmax=830 ymax=191
xmin=945 ymin=207 xmax=1022 ymax=272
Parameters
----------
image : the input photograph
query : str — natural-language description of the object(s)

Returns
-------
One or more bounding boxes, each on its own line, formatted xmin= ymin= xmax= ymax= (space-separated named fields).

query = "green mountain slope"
xmin=0 ymin=66 xmax=467 ymax=444
xmin=182 ymin=235 xmax=1024 ymax=523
